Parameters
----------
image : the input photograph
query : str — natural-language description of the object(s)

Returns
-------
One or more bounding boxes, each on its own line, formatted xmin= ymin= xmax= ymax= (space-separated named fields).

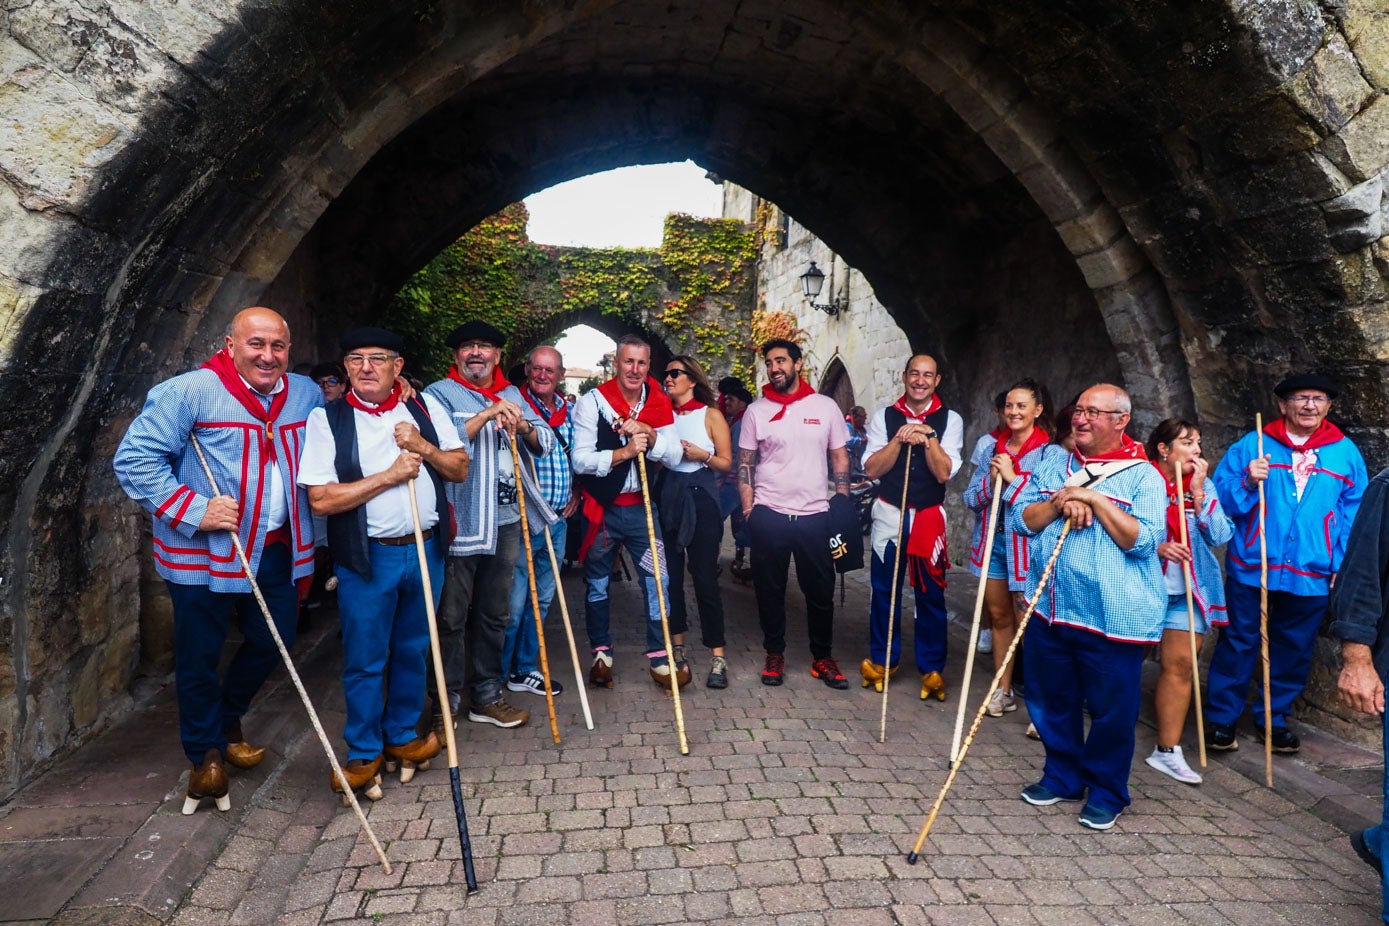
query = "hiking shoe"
xmin=1078 ymin=803 xmax=1122 ymax=830
xmin=589 ymin=650 xmax=614 ymax=689
xmin=672 ymin=644 xmax=693 ymax=688
xmin=467 ymin=699 xmax=529 ymax=728
xmin=1207 ymin=721 xmax=1238 ymax=751
xmin=1145 ymin=745 xmax=1202 ymax=785
xmin=986 ymin=689 xmax=1017 ymax=717
xmin=1020 ymin=782 xmax=1082 ymax=806
xmin=1258 ymin=725 xmax=1300 ymax=754
xmin=761 ymin=653 xmax=785 ymax=686
xmin=707 ymin=655 xmax=728 ymax=689
xmin=810 ymin=657 xmax=850 ymax=690
xmin=508 ymin=671 xmax=563 ymax=697
xmin=976 ymin=629 xmax=993 ymax=654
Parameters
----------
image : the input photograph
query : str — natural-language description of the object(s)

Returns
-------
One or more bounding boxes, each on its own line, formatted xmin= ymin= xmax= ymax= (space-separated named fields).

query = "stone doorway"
xmin=818 ymin=356 xmax=855 ymax=416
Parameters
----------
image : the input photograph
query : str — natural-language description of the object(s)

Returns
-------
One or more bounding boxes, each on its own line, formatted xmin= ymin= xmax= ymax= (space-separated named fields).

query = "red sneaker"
xmin=810 ymin=657 xmax=850 ymax=690
xmin=761 ymin=653 xmax=785 ymax=686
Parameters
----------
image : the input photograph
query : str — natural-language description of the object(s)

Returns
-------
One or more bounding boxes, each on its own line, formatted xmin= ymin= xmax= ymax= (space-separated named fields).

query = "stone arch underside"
xmin=818 ymin=355 xmax=855 ymax=416
xmin=2 ymin=0 xmax=1388 ymax=792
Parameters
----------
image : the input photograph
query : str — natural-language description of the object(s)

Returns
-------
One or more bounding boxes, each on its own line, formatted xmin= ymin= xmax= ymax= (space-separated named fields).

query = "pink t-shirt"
xmin=739 ymin=392 xmax=849 ymax=515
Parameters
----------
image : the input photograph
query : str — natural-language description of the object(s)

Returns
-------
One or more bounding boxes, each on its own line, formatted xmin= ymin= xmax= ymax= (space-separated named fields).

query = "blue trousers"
xmin=584 ymin=503 xmax=668 ymax=659
xmin=1362 ymin=701 xmax=1389 ymax=923
xmin=166 ymin=542 xmax=298 ymax=764
xmin=1024 ymin=618 xmax=1146 ymax=813
xmin=1205 ymin=579 xmax=1326 ymax=728
xmin=503 ymin=518 xmax=566 ymax=678
xmin=335 ymin=538 xmax=443 ymax=761
xmin=868 ymin=540 xmax=946 ymax=673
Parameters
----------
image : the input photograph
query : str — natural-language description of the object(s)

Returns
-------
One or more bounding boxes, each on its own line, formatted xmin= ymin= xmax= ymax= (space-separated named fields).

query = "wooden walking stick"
xmin=879 ymin=446 xmax=912 ymax=743
xmin=636 ymin=452 xmax=690 ymax=755
xmin=1256 ymin=413 xmax=1273 ymax=787
xmin=407 ymin=480 xmax=480 ymax=894
xmin=1174 ymin=464 xmax=1207 ymax=767
xmin=527 ymin=457 xmax=594 ymax=730
xmin=510 ymin=438 xmax=561 ymax=744
xmin=906 ymin=521 xmax=1072 ymax=863
xmin=188 ymin=435 xmax=392 ymax=874
xmin=950 ymin=473 xmax=1004 ymax=765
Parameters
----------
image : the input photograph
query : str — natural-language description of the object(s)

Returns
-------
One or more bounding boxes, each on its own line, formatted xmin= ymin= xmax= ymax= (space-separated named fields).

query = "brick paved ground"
xmin=8 ymin=549 xmax=1384 ymax=925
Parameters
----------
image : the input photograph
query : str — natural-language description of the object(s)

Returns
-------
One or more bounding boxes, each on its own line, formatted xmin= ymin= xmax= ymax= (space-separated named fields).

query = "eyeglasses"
xmin=1071 ymin=407 xmax=1125 ymax=420
xmin=316 ymin=377 xmax=341 ymax=387
xmin=663 ymin=369 xmax=689 ymax=380
xmin=344 ymin=353 xmax=394 ymax=368
xmin=1284 ymin=394 xmax=1330 ymax=407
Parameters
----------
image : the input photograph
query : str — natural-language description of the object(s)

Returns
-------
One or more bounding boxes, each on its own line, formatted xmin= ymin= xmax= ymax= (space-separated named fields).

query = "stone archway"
xmin=3 ymin=0 xmax=1389 ymax=793
xmin=818 ymin=355 xmax=855 ymax=416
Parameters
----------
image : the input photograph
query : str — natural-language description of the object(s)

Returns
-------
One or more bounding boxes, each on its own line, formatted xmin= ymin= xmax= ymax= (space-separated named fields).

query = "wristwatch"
xmin=923 ymin=429 xmax=937 ymax=441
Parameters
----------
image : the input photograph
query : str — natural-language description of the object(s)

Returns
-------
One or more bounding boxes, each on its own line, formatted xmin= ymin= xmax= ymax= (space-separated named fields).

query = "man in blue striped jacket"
xmin=114 ymin=307 xmax=323 ymax=814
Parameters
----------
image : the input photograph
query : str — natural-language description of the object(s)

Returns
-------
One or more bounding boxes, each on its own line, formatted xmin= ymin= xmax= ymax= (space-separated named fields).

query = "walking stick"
xmin=1175 ymin=464 xmax=1207 ymax=767
xmin=879 ymin=446 xmax=911 ymax=743
xmin=509 ymin=438 xmax=561 ymax=744
xmin=635 ymin=452 xmax=689 ymax=755
xmin=527 ymin=457 xmax=594 ymax=730
xmin=950 ymin=473 xmax=1003 ymax=764
xmin=407 ymin=480 xmax=480 ymax=894
xmin=1256 ymin=414 xmax=1273 ymax=787
xmin=906 ymin=520 xmax=1072 ymax=863
xmin=187 ymin=436 xmax=392 ymax=874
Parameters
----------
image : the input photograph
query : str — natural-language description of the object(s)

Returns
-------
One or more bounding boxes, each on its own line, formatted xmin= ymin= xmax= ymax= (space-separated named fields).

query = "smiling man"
xmin=1207 ymin=373 xmax=1367 ymax=754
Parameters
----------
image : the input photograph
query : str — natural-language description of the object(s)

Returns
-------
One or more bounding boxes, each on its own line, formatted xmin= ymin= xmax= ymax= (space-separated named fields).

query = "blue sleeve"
xmin=1213 ymin=433 xmax=1259 ymax=518
xmin=1335 ymin=442 xmax=1371 ymax=570
xmin=112 ymin=379 xmax=208 ymax=539
xmin=1124 ymin=469 xmax=1167 ymax=559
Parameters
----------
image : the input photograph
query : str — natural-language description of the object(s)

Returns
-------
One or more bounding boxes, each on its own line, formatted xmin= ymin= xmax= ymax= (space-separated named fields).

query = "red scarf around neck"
xmin=1263 ymin=417 xmax=1344 ymax=451
xmin=345 ymin=380 xmax=403 ymax=416
xmin=989 ymin=425 xmax=1008 ymax=440
xmin=995 ymin=426 xmax=1050 ymax=463
xmin=597 ymin=377 xmax=675 ymax=428
xmin=761 ymin=379 xmax=816 ymax=421
xmin=447 ymin=364 xmax=510 ymax=404
xmin=893 ymin=393 xmax=942 ymax=422
xmin=717 ymin=394 xmax=744 ymax=425
xmin=1151 ymin=460 xmax=1196 ymax=547
xmin=1073 ymin=432 xmax=1147 ymax=465
xmin=201 ymin=349 xmax=288 ymax=461
xmin=672 ymin=397 xmax=706 ymax=414
xmin=522 ymin=386 xmax=567 ymax=428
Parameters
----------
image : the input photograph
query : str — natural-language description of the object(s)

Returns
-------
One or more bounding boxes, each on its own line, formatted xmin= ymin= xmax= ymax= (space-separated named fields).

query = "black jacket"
xmin=1328 ymin=467 xmax=1389 ymax=677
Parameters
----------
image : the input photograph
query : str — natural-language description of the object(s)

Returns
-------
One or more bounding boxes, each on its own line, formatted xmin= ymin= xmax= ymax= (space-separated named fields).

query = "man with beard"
xmin=424 ymin=321 xmax=554 ymax=731
xmin=858 ymin=354 xmax=964 ymax=700
xmin=737 ymin=338 xmax=852 ymax=688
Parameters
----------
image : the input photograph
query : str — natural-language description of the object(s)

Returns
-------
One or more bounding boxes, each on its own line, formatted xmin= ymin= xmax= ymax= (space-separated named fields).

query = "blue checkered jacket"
xmin=964 ymin=436 xmax=1067 ymax=591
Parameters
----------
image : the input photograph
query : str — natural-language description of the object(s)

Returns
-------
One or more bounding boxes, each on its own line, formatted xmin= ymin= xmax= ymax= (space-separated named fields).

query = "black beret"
xmin=309 ymin=362 xmax=346 ymax=381
xmin=340 ymin=327 xmax=405 ymax=354
xmin=445 ymin=320 xmax=507 ymax=349
xmin=717 ymin=376 xmax=755 ymax=404
xmin=1274 ymin=373 xmax=1339 ymax=399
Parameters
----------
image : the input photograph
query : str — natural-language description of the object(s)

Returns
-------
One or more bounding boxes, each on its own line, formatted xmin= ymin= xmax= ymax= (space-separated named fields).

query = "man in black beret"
xmin=1207 ymin=373 xmax=1368 ymax=753
xmin=298 ymin=327 xmax=471 ymax=799
xmin=717 ymin=377 xmax=755 ymax=576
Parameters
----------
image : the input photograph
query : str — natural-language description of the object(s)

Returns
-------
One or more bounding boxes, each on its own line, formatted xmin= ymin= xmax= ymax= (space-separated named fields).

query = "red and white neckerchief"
xmin=344 ymin=381 xmax=403 ymax=416
xmin=447 ymin=364 xmax=510 ymax=404
xmin=892 ymin=393 xmax=941 ymax=422
xmin=522 ymin=387 xmax=567 ymax=428
xmin=201 ymin=348 xmax=288 ymax=460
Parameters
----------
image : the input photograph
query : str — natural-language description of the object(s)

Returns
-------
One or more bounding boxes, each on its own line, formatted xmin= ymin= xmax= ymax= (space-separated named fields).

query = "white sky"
xmin=527 ymin=161 xmax=726 ymax=373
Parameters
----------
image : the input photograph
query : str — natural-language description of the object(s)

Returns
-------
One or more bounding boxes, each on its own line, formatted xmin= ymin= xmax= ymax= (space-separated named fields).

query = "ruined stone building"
xmin=2 ymin=1 xmax=1389 ymax=798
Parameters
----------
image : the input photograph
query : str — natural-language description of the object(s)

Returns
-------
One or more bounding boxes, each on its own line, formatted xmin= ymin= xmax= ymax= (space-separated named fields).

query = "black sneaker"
xmin=810 ymin=657 xmax=850 ymax=690
xmin=1207 ymin=721 xmax=1238 ymax=751
xmin=1258 ymin=726 xmax=1300 ymax=754
xmin=761 ymin=653 xmax=785 ymax=686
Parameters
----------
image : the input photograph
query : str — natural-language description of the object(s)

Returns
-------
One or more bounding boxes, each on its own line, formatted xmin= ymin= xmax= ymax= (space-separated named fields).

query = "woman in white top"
xmin=658 ymin=355 xmax=734 ymax=688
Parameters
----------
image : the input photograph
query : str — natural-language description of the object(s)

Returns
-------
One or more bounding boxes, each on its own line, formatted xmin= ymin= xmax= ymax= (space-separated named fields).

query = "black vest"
xmin=876 ymin=403 xmax=952 ymax=510
xmin=324 ymin=397 xmax=452 ymax=579
xmin=576 ymin=414 xmax=635 ymax=507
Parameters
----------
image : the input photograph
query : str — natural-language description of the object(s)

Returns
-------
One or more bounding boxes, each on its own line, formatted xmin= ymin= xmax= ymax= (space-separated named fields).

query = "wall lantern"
xmin=799 ymin=261 xmax=843 ymax=317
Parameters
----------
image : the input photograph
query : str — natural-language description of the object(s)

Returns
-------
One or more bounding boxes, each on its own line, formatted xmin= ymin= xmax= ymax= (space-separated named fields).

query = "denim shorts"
xmin=987 ymin=530 xmax=1008 ymax=581
xmin=1163 ymin=592 xmax=1209 ymax=634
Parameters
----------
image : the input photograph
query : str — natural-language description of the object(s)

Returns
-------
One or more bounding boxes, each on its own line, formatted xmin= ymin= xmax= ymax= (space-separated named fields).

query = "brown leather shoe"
xmin=589 ymin=650 xmax=614 ymax=689
xmin=384 ymin=733 xmax=441 ymax=783
xmin=183 ymin=748 xmax=230 ymax=815
xmin=330 ymin=754 xmax=384 ymax=803
xmin=223 ymin=720 xmax=265 ymax=770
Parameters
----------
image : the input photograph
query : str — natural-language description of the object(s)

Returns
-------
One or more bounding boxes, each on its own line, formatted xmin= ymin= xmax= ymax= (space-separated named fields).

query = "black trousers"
xmin=748 ymin=506 xmax=835 ymax=660
xmin=665 ymin=486 xmax=726 ymax=649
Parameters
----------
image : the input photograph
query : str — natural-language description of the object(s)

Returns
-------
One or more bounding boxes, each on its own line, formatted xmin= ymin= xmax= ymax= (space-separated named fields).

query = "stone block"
xmin=1320 ymin=173 xmax=1385 ymax=249
xmin=1074 ymin=236 xmax=1150 ymax=290
xmin=1321 ymin=93 xmax=1389 ymax=181
xmin=1287 ymin=32 xmax=1374 ymax=134
xmin=1345 ymin=3 xmax=1389 ymax=90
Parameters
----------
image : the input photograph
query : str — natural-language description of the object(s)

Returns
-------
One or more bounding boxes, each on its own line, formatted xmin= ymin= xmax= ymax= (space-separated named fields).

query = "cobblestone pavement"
xmin=7 ymin=551 xmax=1384 ymax=925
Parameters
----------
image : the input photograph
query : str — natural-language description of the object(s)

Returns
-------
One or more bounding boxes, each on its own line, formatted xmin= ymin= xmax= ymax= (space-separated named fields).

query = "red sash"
xmin=201 ymin=349 xmax=287 ymax=461
xmin=761 ymin=379 xmax=816 ymax=421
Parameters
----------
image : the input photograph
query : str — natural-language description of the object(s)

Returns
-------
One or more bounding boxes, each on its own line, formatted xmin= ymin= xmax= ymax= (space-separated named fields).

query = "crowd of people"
xmin=114 ymin=306 xmax=1387 ymax=857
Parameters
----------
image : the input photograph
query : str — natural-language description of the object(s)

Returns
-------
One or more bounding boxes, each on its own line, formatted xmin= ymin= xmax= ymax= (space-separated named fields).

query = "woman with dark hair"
xmin=658 ymin=355 xmax=734 ymax=688
xmin=963 ymin=379 xmax=1061 ymax=719
xmin=1143 ymin=418 xmax=1234 ymax=785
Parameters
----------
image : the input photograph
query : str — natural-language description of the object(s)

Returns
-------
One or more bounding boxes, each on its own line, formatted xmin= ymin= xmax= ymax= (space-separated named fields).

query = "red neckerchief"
xmin=892 ymin=393 xmax=942 ymax=422
xmin=672 ymin=398 xmax=706 ymax=414
xmin=447 ymin=364 xmax=510 ymax=404
xmin=1263 ymin=417 xmax=1344 ymax=451
xmin=522 ymin=386 xmax=567 ymax=428
xmin=761 ymin=379 xmax=816 ymax=421
xmin=1151 ymin=460 xmax=1196 ymax=547
xmin=1073 ymin=433 xmax=1147 ymax=464
xmin=597 ymin=377 xmax=675 ymax=428
xmin=201 ymin=349 xmax=288 ymax=461
xmin=989 ymin=425 xmax=1008 ymax=440
xmin=994 ymin=427 xmax=1050 ymax=464
xmin=345 ymin=381 xmax=403 ymax=416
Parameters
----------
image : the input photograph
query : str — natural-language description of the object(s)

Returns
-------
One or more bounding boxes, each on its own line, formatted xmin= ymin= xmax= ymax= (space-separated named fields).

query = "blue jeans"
xmin=503 ymin=518 xmax=566 ymax=678
xmin=335 ymin=537 xmax=443 ymax=761
xmin=1362 ymin=700 xmax=1389 ymax=923
xmin=1205 ymin=579 xmax=1326 ymax=728
xmin=868 ymin=539 xmax=947 ymax=673
xmin=165 ymin=542 xmax=297 ymax=764
xmin=584 ymin=503 xmax=669 ymax=660
xmin=1024 ymin=618 xmax=1146 ymax=813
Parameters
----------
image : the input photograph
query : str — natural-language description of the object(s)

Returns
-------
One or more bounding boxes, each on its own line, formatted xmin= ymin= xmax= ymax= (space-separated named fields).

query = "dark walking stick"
xmin=408 ymin=480 xmax=479 ymax=893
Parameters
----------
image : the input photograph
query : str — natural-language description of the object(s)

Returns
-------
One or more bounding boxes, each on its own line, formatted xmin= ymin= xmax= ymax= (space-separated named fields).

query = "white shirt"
xmin=240 ymin=373 xmax=288 ymax=530
xmin=670 ymin=407 xmax=715 ymax=474
xmin=571 ymin=386 xmax=684 ymax=492
xmin=297 ymin=393 xmax=463 ymax=538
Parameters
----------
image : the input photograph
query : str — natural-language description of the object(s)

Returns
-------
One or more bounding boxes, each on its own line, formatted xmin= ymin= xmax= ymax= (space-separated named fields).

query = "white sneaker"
xmin=976 ymin=629 xmax=993 ymax=654
xmin=507 ymin=671 xmax=563 ymax=697
xmin=986 ymin=688 xmax=1017 ymax=717
xmin=1145 ymin=745 xmax=1202 ymax=785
